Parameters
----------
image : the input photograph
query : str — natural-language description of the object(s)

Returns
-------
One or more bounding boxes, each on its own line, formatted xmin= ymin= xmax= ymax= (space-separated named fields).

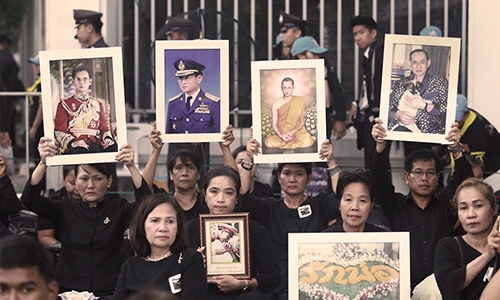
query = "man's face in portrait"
xmin=73 ymin=70 xmax=92 ymax=94
xmin=352 ymin=25 xmax=377 ymax=50
xmin=281 ymin=80 xmax=295 ymax=98
xmin=410 ymin=51 xmax=431 ymax=78
xmin=0 ymin=266 xmax=59 ymax=300
xmin=177 ymin=74 xmax=202 ymax=95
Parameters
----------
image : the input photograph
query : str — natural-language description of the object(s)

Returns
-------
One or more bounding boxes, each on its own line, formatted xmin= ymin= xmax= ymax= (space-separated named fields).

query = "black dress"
xmin=21 ymin=178 xmax=143 ymax=296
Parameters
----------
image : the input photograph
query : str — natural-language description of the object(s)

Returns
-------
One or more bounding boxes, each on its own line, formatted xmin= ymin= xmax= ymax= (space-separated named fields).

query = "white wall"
xmin=44 ymin=0 xmax=108 ymax=50
xmin=468 ymin=1 xmax=500 ymax=129
xmin=468 ymin=1 xmax=500 ymax=190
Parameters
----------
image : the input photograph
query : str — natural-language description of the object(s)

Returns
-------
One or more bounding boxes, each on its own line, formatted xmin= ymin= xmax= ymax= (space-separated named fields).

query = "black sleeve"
xmin=110 ymin=261 xmax=130 ymax=300
xmin=325 ymin=60 xmax=346 ymax=121
xmin=251 ymin=224 xmax=281 ymax=293
xmin=20 ymin=177 xmax=64 ymax=225
xmin=434 ymin=237 xmax=465 ymax=300
xmin=0 ymin=174 xmax=23 ymax=216
xmin=373 ymin=43 xmax=384 ymax=108
xmin=134 ymin=176 xmax=153 ymax=203
xmin=186 ymin=219 xmax=201 ymax=249
xmin=370 ymin=145 xmax=399 ymax=222
xmin=319 ymin=193 xmax=340 ymax=222
xmin=240 ymin=193 xmax=273 ymax=228
xmin=180 ymin=250 xmax=208 ymax=299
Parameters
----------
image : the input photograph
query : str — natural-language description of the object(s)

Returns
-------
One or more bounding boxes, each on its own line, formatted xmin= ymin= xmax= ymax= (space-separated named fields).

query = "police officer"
xmin=166 ymin=58 xmax=220 ymax=134
xmin=73 ymin=9 xmax=109 ymax=48
xmin=278 ymin=11 xmax=308 ymax=59
xmin=156 ymin=16 xmax=198 ymax=41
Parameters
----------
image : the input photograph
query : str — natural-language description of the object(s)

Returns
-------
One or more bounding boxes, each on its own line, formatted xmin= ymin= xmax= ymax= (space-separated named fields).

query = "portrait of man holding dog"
xmin=387 ymin=48 xmax=448 ymax=134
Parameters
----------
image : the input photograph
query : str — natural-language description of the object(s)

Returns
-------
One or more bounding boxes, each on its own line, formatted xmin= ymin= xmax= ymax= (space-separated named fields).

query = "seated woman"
xmin=37 ymin=165 xmax=81 ymax=247
xmin=136 ymin=124 xmax=236 ymax=221
xmin=323 ymin=170 xmax=386 ymax=232
xmin=187 ymin=166 xmax=281 ymax=299
xmin=240 ymin=137 xmax=340 ymax=299
xmin=21 ymin=137 xmax=144 ymax=297
xmin=434 ymin=178 xmax=500 ymax=300
xmin=110 ymin=194 xmax=206 ymax=299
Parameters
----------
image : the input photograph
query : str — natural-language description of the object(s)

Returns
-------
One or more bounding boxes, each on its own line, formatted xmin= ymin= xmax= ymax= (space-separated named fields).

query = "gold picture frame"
xmin=199 ymin=213 xmax=251 ymax=279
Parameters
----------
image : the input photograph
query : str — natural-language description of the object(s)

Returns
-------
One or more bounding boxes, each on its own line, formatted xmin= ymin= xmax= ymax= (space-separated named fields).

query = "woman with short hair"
xmin=323 ymin=170 xmax=386 ymax=232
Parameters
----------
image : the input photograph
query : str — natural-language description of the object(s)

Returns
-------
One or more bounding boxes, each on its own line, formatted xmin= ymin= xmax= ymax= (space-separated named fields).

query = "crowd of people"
xmin=1 ymin=8 xmax=500 ymax=300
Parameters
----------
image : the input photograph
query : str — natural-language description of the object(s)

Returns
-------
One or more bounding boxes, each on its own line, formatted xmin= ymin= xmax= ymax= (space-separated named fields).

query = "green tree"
xmin=0 ymin=0 xmax=29 ymax=51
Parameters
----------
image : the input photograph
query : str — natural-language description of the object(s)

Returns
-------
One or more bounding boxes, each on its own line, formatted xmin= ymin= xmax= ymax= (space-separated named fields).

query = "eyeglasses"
xmin=409 ymin=171 xmax=438 ymax=178
xmin=176 ymin=74 xmax=194 ymax=82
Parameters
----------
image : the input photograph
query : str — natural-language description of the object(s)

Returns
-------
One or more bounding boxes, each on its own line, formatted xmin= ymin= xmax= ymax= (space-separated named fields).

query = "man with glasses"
xmin=166 ymin=58 xmax=220 ymax=134
xmin=370 ymin=117 xmax=473 ymax=292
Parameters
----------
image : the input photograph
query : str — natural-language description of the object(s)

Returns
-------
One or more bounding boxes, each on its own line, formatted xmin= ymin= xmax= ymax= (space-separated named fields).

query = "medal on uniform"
xmin=194 ymin=102 xmax=210 ymax=114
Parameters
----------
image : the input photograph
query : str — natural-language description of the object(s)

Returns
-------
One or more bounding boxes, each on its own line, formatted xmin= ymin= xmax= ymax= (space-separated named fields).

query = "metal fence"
xmin=126 ymin=0 xmax=467 ymax=125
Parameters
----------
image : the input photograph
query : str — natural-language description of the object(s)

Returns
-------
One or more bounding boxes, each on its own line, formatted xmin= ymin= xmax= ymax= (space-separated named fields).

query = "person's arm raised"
xmin=219 ymin=125 xmax=237 ymax=171
xmin=319 ymin=139 xmax=339 ymax=192
xmin=142 ymin=122 xmax=163 ymax=192
xmin=32 ymin=137 xmax=58 ymax=185
xmin=371 ymin=118 xmax=387 ymax=154
xmin=115 ymin=144 xmax=141 ymax=189
xmin=240 ymin=128 xmax=261 ymax=195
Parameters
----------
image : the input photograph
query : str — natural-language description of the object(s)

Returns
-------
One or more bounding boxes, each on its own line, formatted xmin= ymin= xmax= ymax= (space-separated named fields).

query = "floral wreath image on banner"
xmin=289 ymin=232 xmax=410 ymax=300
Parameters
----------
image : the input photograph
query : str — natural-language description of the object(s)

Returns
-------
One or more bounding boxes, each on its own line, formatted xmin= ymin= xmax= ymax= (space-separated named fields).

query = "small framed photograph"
xmin=379 ymin=34 xmax=461 ymax=144
xmin=39 ymin=48 xmax=127 ymax=166
xmin=289 ymin=232 xmax=410 ymax=300
xmin=251 ymin=59 xmax=326 ymax=164
xmin=156 ymin=40 xmax=229 ymax=142
xmin=199 ymin=213 xmax=251 ymax=279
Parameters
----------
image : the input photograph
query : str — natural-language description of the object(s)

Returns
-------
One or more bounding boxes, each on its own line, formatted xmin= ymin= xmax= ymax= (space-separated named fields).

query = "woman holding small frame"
xmin=186 ymin=166 xmax=281 ymax=299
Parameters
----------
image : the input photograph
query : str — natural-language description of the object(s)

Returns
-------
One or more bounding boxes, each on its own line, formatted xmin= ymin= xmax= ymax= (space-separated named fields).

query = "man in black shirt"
xmin=73 ymin=9 xmax=109 ymax=48
xmin=371 ymin=117 xmax=473 ymax=291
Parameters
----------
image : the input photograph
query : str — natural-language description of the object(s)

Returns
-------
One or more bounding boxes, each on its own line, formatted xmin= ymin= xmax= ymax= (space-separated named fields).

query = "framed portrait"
xmin=39 ymin=48 xmax=127 ymax=166
xmin=199 ymin=213 xmax=251 ymax=279
xmin=251 ymin=59 xmax=326 ymax=164
xmin=379 ymin=34 xmax=461 ymax=144
xmin=156 ymin=40 xmax=229 ymax=142
xmin=289 ymin=232 xmax=410 ymax=300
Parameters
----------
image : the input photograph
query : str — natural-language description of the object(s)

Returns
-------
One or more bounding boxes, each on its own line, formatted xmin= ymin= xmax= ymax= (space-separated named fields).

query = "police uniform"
xmin=166 ymin=58 xmax=221 ymax=134
xmin=54 ymin=92 xmax=116 ymax=154
xmin=277 ymin=11 xmax=308 ymax=60
xmin=278 ymin=11 xmax=308 ymax=35
xmin=156 ymin=15 xmax=197 ymax=40
xmin=73 ymin=9 xmax=109 ymax=48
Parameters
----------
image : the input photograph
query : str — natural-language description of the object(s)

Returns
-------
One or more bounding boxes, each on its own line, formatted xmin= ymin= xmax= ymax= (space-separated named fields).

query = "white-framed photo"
xmin=155 ymin=40 xmax=229 ymax=143
xmin=39 ymin=47 xmax=127 ymax=166
xmin=251 ymin=59 xmax=326 ymax=164
xmin=379 ymin=34 xmax=461 ymax=144
xmin=289 ymin=232 xmax=411 ymax=300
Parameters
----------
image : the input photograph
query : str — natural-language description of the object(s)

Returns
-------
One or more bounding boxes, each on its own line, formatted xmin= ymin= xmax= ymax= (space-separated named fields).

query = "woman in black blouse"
xmin=22 ymin=137 xmax=144 ymax=296
xmin=434 ymin=178 xmax=500 ymax=300
xmin=111 ymin=193 xmax=206 ymax=299
xmin=187 ymin=166 xmax=281 ymax=299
